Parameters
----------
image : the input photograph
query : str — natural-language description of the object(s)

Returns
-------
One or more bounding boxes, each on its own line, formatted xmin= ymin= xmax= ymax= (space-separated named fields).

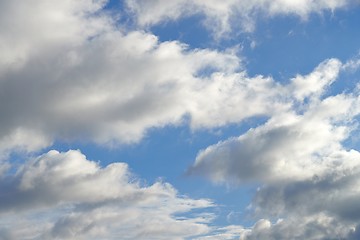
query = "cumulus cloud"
xmin=0 ymin=0 xmax=295 ymax=156
xmin=126 ymin=0 xmax=357 ymax=36
xmin=4 ymin=0 xmax=349 ymax=160
xmin=189 ymin=57 xmax=360 ymax=239
xmin=190 ymin=58 xmax=356 ymax=183
xmin=0 ymin=150 xmax=213 ymax=239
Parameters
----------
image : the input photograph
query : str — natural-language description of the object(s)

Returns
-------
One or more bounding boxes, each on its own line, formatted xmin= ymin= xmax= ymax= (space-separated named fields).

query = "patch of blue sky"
xmin=332 ymin=60 xmax=360 ymax=93
xmin=243 ymin=8 xmax=360 ymax=80
xmin=150 ymin=14 xmax=213 ymax=49
xmin=102 ymin=0 xmax=135 ymax=30
xmin=103 ymin=0 xmax=124 ymax=10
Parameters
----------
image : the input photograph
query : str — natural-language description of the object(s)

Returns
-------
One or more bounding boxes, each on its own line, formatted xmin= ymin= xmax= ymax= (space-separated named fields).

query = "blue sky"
xmin=1 ymin=0 xmax=360 ymax=239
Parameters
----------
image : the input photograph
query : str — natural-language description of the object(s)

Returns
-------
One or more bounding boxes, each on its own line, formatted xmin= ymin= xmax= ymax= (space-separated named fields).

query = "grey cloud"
xmin=239 ymin=215 xmax=354 ymax=240
xmin=252 ymin=162 xmax=360 ymax=219
xmin=347 ymin=225 xmax=360 ymax=240
xmin=0 ymin=229 xmax=13 ymax=240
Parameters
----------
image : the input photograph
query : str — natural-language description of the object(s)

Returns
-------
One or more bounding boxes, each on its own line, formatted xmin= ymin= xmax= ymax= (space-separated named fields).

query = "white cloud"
xmin=0 ymin=0 xmax=295 ymax=156
xmin=189 ymin=58 xmax=358 ymax=183
xmin=0 ymin=0 xmax=110 ymax=70
xmin=125 ymin=0 xmax=357 ymax=36
xmin=4 ymin=1 xmax=351 ymax=159
xmin=289 ymin=58 xmax=342 ymax=101
xmin=188 ymin=57 xmax=360 ymax=238
xmin=0 ymin=150 xmax=213 ymax=239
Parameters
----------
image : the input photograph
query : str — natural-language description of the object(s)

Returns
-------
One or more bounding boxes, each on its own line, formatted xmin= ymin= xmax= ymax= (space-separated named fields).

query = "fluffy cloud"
xmin=0 ymin=150 xmax=213 ymax=239
xmin=0 ymin=0 xmax=294 ymax=157
xmin=189 ymin=57 xmax=360 ymax=239
xmin=126 ymin=0 xmax=357 ymax=36
xmin=190 ymin=99 xmax=356 ymax=182
xmin=189 ymin=58 xmax=355 ymax=183
xmin=5 ymin=0 xmax=347 ymax=159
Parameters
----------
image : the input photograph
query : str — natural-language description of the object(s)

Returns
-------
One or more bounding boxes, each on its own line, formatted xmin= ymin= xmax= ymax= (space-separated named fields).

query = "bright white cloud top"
xmin=1 ymin=0 xmax=360 ymax=239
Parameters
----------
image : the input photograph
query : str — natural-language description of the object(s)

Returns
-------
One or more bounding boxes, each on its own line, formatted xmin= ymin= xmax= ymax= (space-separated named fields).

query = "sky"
xmin=1 ymin=0 xmax=360 ymax=239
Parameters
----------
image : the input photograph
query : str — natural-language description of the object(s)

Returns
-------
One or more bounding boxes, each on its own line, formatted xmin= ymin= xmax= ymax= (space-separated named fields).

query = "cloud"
xmin=189 ymin=58 xmax=356 ymax=183
xmin=251 ymin=151 xmax=360 ymax=219
xmin=0 ymin=0 xmax=295 ymax=156
xmin=238 ymin=215 xmax=355 ymax=240
xmin=188 ymin=57 xmax=360 ymax=239
xmin=196 ymin=225 xmax=247 ymax=240
xmin=2 ymin=1 xmax=360 ymax=239
xmin=4 ymin=1 xmax=349 ymax=159
xmin=0 ymin=150 xmax=213 ymax=239
xmin=289 ymin=58 xmax=342 ymax=101
xmin=125 ymin=0 xmax=357 ymax=36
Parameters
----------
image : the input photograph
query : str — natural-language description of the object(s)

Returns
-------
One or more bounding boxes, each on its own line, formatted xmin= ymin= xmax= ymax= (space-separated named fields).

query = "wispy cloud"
xmin=126 ymin=0 xmax=357 ymax=37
